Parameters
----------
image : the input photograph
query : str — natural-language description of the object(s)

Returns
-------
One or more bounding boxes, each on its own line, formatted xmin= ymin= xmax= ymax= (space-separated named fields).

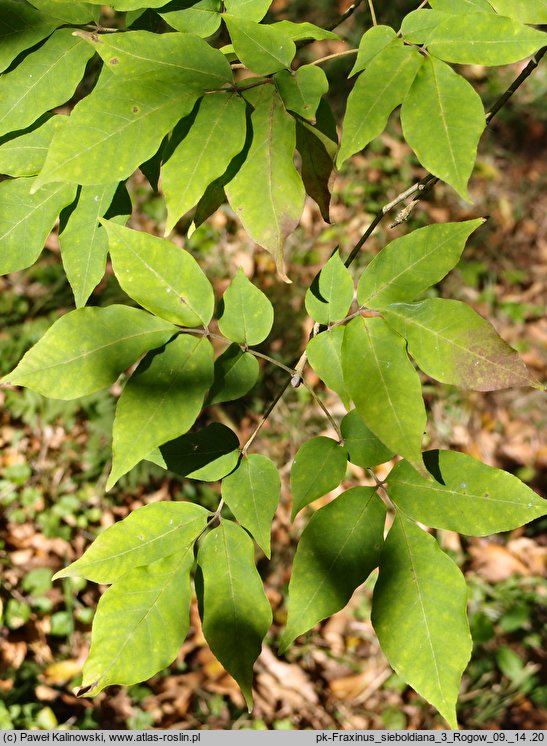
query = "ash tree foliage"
xmin=0 ymin=0 xmax=546 ymax=727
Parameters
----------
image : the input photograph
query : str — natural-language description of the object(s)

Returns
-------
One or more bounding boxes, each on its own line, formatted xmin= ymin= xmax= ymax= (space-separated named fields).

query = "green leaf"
xmin=84 ymin=0 xmax=170 ymax=8
xmin=487 ymin=0 xmax=547 ymax=23
xmin=59 ymin=183 xmax=120 ymax=308
xmin=26 ymin=0 xmax=100 ymax=24
xmin=225 ymin=85 xmax=305 ymax=281
xmin=388 ymin=450 xmax=547 ymax=535
xmin=224 ymin=0 xmax=271 ymax=22
xmin=295 ymin=119 xmax=334 ymax=223
xmin=221 ymin=454 xmax=280 ymax=557
xmin=79 ymin=550 xmax=194 ymax=695
xmin=305 ymin=250 xmax=354 ymax=325
xmin=340 ymin=409 xmax=394 ymax=468
xmin=400 ymin=10 xmax=451 ymax=44
xmin=0 ymin=0 xmax=58 ymax=74
xmin=53 ymin=501 xmax=208 ymax=583
xmin=223 ymin=15 xmax=295 ymax=75
xmin=290 ymin=436 xmax=348 ymax=520
xmin=338 ymin=43 xmax=423 ymax=167
xmin=33 ymin=71 xmax=198 ymax=189
xmin=206 ymin=345 xmax=259 ymax=405
xmin=371 ymin=514 xmax=472 ymax=729
xmin=383 ymin=299 xmax=535 ymax=390
xmin=102 ymin=221 xmax=214 ymax=328
xmin=0 ymin=29 xmax=94 ymax=138
xmin=198 ymin=521 xmax=272 ymax=709
xmin=401 ymin=55 xmax=485 ymax=200
xmin=428 ymin=13 xmax=545 ymax=65
xmin=275 ymin=65 xmax=328 ymax=122
xmin=0 ymin=116 xmax=66 ymax=177
xmin=280 ymin=487 xmax=385 ymax=652
xmin=218 ymin=269 xmax=274 ymax=346
xmin=160 ymin=0 xmax=222 ymax=37
xmin=1 ymin=305 xmax=176 ymax=400
xmin=341 ymin=317 xmax=427 ymax=476
xmin=0 ymin=178 xmax=76 ymax=274
xmin=350 ymin=24 xmax=398 ymax=76
xmin=306 ymin=327 xmax=351 ymax=409
xmin=81 ymin=29 xmax=232 ymax=89
xmin=107 ymin=335 xmax=214 ymax=489
xmin=430 ymin=0 xmax=494 ymax=11
xmin=163 ymin=93 xmax=247 ymax=235
xmin=357 ymin=219 xmax=484 ymax=309
xmin=147 ymin=422 xmax=240 ymax=482
xmin=272 ymin=21 xmax=340 ymax=42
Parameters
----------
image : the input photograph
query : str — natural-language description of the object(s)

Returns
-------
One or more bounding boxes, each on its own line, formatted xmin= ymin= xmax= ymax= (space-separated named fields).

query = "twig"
xmin=485 ymin=46 xmax=546 ymax=125
xmin=326 ymin=0 xmax=365 ymax=31
xmin=301 ymin=381 xmax=344 ymax=441
xmin=241 ymin=381 xmax=291 ymax=456
xmin=367 ymin=0 xmax=377 ymax=26
xmin=310 ymin=48 xmax=358 ymax=67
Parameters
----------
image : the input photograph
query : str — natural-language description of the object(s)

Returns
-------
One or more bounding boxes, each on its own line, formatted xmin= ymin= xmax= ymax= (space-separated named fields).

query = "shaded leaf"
xmin=224 ymin=15 xmax=295 ymax=75
xmin=338 ymin=42 xmax=423 ymax=166
xmin=107 ymin=335 xmax=214 ymax=489
xmin=0 ymin=177 xmax=76 ymax=274
xmin=162 ymin=93 xmax=247 ymax=235
xmin=341 ymin=317 xmax=427 ymax=476
xmin=305 ymin=250 xmax=354 ymax=325
xmin=275 ymin=65 xmax=328 ymax=122
xmin=1 ymin=306 xmax=176 ymax=400
xmin=388 ymin=450 xmax=547 ymax=535
xmin=428 ymin=13 xmax=545 ymax=65
xmin=350 ymin=24 xmax=398 ymax=76
xmin=59 ymin=183 xmax=121 ymax=308
xmin=341 ymin=409 xmax=394 ymax=468
xmin=53 ymin=501 xmax=208 ymax=583
xmin=0 ymin=0 xmax=58 ymax=73
xmin=295 ymin=119 xmax=334 ymax=223
xmin=357 ymin=219 xmax=484 ymax=309
xmin=147 ymin=422 xmax=240 ymax=482
xmin=103 ymin=221 xmax=214 ymax=327
xmin=383 ymin=299 xmax=535 ymax=390
xmin=198 ymin=521 xmax=272 ymax=709
xmin=206 ymin=345 xmax=259 ymax=405
xmin=372 ymin=514 xmax=472 ymax=729
xmin=291 ymin=436 xmax=348 ymax=520
xmin=0 ymin=116 xmax=66 ymax=177
xmin=401 ymin=55 xmax=485 ymax=200
xmin=26 ymin=0 xmax=100 ymax=24
xmin=280 ymin=488 xmax=385 ymax=652
xmin=218 ymin=268 xmax=274 ymax=346
xmin=80 ymin=551 xmax=194 ymax=695
xmin=307 ymin=327 xmax=351 ymax=409
xmin=222 ymin=454 xmax=280 ymax=556
xmin=225 ymin=85 xmax=305 ymax=280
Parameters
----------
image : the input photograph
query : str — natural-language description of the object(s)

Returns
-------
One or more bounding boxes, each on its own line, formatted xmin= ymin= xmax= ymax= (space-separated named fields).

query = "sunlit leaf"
xmin=305 ymin=250 xmax=354 ymax=325
xmin=341 ymin=409 xmax=394 ymax=468
xmin=160 ymin=0 xmax=222 ymax=37
xmin=206 ymin=345 xmax=259 ymax=405
xmin=487 ymin=0 xmax=547 ymax=23
xmin=224 ymin=0 xmax=271 ymax=22
xmin=223 ymin=15 xmax=295 ymax=75
xmin=307 ymin=327 xmax=351 ymax=409
xmin=350 ymin=24 xmax=398 ymax=76
xmin=217 ymin=268 xmax=274 ymax=346
xmin=0 ymin=116 xmax=66 ymax=177
xmin=275 ymin=65 xmax=328 ymax=122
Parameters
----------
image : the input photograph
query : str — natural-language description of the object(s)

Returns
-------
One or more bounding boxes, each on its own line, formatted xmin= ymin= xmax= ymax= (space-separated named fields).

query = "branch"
xmin=326 ymin=0 xmax=365 ymax=32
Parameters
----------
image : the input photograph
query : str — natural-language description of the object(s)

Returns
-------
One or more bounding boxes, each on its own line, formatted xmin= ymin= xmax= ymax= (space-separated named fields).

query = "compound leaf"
xmin=206 ymin=345 xmax=259 ymax=405
xmin=217 ymin=268 xmax=274 ymax=346
xmin=59 ymin=183 xmax=121 ymax=308
xmin=338 ymin=42 xmax=423 ymax=167
xmin=53 ymin=501 xmax=208 ymax=583
xmin=372 ymin=514 xmax=472 ymax=729
xmin=341 ymin=409 xmax=394 ymax=468
xmin=306 ymin=327 xmax=351 ymax=409
xmin=162 ymin=93 xmax=247 ymax=235
xmin=291 ymin=436 xmax=348 ymax=520
xmin=0 ymin=29 xmax=94 ymax=138
xmin=198 ymin=521 xmax=272 ymax=709
xmin=383 ymin=299 xmax=535 ymax=390
xmin=357 ymin=219 xmax=484 ymax=309
xmin=280 ymin=487 xmax=385 ymax=652
xmin=401 ymin=55 xmax=485 ymax=200
xmin=225 ymin=85 xmax=305 ymax=281
xmin=107 ymin=335 xmax=214 ymax=489
xmin=388 ymin=450 xmax=547 ymax=535
xmin=79 ymin=550 xmax=194 ymax=695
xmin=103 ymin=221 xmax=214 ymax=327
xmin=341 ymin=317 xmax=427 ymax=476
xmin=221 ymin=454 xmax=280 ymax=557
xmin=0 ymin=177 xmax=77 ymax=274
xmin=1 ymin=306 xmax=176 ymax=400
xmin=223 ymin=15 xmax=295 ymax=75
xmin=305 ymin=250 xmax=354 ymax=325
xmin=428 ymin=13 xmax=546 ymax=65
